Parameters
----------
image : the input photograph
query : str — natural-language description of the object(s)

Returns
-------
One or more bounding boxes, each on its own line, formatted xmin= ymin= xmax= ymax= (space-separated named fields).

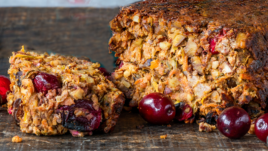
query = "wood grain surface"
xmin=0 ymin=7 xmax=119 ymax=73
xmin=0 ymin=7 xmax=267 ymax=151
xmin=0 ymin=107 xmax=267 ymax=151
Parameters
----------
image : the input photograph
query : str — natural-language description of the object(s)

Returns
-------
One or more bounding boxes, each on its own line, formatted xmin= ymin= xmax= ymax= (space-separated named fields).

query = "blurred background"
xmin=0 ymin=0 xmax=140 ymax=76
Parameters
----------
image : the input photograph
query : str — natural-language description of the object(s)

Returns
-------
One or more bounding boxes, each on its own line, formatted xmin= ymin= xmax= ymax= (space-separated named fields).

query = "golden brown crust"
xmin=113 ymin=0 xmax=268 ymax=32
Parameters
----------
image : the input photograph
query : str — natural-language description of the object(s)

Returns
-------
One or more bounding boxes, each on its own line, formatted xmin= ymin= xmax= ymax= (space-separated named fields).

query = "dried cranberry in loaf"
xmin=33 ymin=72 xmax=61 ymax=94
xmin=57 ymin=99 xmax=102 ymax=132
xmin=174 ymin=102 xmax=193 ymax=122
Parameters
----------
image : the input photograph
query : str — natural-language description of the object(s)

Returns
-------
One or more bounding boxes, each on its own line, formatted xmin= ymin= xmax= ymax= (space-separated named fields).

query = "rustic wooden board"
xmin=0 ymin=108 xmax=267 ymax=151
xmin=0 ymin=7 xmax=268 ymax=150
xmin=0 ymin=7 xmax=119 ymax=72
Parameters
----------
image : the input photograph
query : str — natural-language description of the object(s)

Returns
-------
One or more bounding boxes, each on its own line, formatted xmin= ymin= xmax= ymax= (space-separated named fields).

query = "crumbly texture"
xmin=109 ymin=0 xmax=268 ymax=125
xmin=12 ymin=136 xmax=22 ymax=143
xmin=7 ymin=49 xmax=125 ymax=136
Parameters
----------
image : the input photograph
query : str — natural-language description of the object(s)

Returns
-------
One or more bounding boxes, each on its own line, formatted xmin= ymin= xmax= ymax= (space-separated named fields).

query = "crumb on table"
xmin=12 ymin=136 xmax=22 ymax=143
xmin=160 ymin=134 xmax=167 ymax=139
xmin=167 ymin=125 xmax=171 ymax=127
xmin=199 ymin=122 xmax=216 ymax=132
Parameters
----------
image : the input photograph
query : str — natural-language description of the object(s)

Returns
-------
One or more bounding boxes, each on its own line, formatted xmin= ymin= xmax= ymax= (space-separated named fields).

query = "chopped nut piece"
xmin=211 ymin=91 xmax=221 ymax=103
xmin=70 ymin=88 xmax=84 ymax=100
xmin=12 ymin=136 xmax=22 ymax=143
xmin=159 ymin=41 xmax=171 ymax=51
xmin=192 ymin=56 xmax=203 ymax=74
xmin=133 ymin=14 xmax=140 ymax=23
xmin=236 ymin=33 xmax=247 ymax=49
xmin=220 ymin=62 xmax=233 ymax=74
xmin=212 ymin=61 xmax=219 ymax=69
xmin=184 ymin=37 xmax=198 ymax=57
xmin=173 ymin=35 xmax=186 ymax=47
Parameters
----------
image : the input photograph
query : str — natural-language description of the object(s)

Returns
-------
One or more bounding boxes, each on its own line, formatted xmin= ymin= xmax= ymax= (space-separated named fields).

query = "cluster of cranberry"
xmin=138 ymin=92 xmax=268 ymax=142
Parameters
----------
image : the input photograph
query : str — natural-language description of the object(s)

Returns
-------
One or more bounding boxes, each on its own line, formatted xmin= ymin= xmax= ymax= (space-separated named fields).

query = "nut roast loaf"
xmin=109 ymin=0 xmax=268 ymax=130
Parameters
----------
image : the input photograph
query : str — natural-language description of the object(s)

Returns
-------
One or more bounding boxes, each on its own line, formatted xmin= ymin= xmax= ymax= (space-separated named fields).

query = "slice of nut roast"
xmin=7 ymin=47 xmax=125 ymax=136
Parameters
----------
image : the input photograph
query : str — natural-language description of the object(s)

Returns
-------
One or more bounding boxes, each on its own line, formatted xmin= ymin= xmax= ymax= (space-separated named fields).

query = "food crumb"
xmin=167 ymin=124 xmax=171 ymax=127
xmin=160 ymin=134 xmax=167 ymax=139
xmin=198 ymin=122 xmax=216 ymax=132
xmin=12 ymin=136 xmax=22 ymax=143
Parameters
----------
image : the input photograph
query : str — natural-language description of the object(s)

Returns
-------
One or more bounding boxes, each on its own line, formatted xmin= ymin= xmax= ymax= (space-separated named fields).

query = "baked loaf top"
xmin=114 ymin=0 xmax=268 ymax=31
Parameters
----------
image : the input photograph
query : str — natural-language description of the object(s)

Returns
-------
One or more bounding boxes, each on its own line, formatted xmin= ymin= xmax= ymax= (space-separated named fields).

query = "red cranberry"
xmin=33 ymin=72 xmax=61 ymax=94
xmin=138 ymin=93 xmax=176 ymax=125
xmin=255 ymin=113 xmax=268 ymax=142
xmin=8 ymin=108 xmax=12 ymax=115
xmin=217 ymin=106 xmax=251 ymax=139
xmin=219 ymin=28 xmax=227 ymax=36
xmin=57 ymin=99 xmax=102 ymax=132
xmin=209 ymin=38 xmax=219 ymax=54
xmin=99 ymin=67 xmax=111 ymax=77
xmin=209 ymin=29 xmax=227 ymax=55
xmin=174 ymin=102 xmax=193 ymax=121
xmin=0 ymin=75 xmax=11 ymax=104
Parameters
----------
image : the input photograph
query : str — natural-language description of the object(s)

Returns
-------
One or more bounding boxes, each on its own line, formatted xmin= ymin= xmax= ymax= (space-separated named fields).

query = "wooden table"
xmin=0 ymin=7 xmax=267 ymax=151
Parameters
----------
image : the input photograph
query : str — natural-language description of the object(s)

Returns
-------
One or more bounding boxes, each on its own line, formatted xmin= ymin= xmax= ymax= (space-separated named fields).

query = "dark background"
xmin=0 ymin=7 xmax=120 ymax=76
